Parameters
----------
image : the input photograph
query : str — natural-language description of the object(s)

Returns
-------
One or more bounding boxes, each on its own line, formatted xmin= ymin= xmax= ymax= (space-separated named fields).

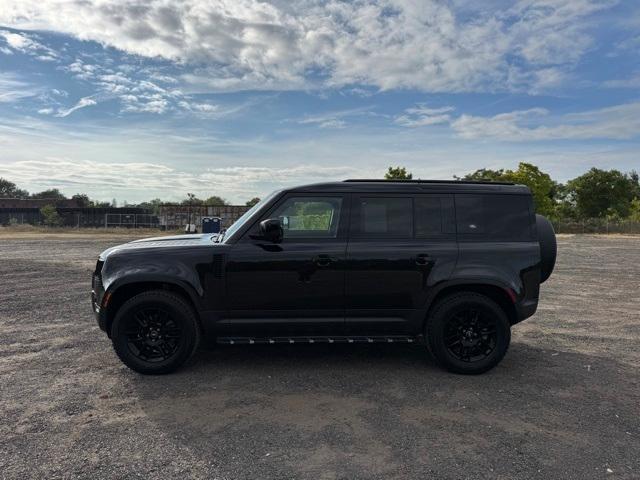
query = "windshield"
xmin=217 ymin=189 xmax=281 ymax=243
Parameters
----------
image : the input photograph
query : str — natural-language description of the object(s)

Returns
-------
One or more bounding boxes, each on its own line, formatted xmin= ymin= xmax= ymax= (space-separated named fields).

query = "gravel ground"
xmin=0 ymin=233 xmax=638 ymax=479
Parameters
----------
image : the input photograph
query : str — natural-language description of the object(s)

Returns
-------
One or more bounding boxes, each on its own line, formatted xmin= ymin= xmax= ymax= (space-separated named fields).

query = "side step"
xmin=216 ymin=336 xmax=419 ymax=345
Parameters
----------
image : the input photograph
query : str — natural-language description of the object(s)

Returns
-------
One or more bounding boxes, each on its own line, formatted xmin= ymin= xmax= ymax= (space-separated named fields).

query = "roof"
xmin=290 ymin=180 xmax=531 ymax=194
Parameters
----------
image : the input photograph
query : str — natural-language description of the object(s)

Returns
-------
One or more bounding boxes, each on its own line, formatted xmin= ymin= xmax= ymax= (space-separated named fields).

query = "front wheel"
xmin=111 ymin=290 xmax=201 ymax=374
xmin=426 ymin=293 xmax=511 ymax=374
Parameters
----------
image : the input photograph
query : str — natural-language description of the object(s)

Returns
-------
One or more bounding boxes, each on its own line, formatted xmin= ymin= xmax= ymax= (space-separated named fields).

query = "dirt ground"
xmin=0 ymin=233 xmax=638 ymax=479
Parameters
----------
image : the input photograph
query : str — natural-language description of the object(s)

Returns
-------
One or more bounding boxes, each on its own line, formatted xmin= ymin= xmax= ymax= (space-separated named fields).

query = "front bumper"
xmin=91 ymin=290 xmax=109 ymax=333
xmin=91 ymin=267 xmax=108 ymax=333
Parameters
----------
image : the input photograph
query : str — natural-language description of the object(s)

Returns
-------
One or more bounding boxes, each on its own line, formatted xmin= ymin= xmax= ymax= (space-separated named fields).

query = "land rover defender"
xmin=92 ymin=180 xmax=556 ymax=375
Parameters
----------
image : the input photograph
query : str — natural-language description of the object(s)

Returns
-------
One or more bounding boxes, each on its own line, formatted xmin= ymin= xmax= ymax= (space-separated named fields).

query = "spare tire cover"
xmin=536 ymin=214 xmax=557 ymax=283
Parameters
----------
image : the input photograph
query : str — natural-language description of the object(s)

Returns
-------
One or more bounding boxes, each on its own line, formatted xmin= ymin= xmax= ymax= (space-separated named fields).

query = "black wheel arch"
xmin=424 ymin=282 xmax=518 ymax=328
xmin=104 ymin=281 xmax=201 ymax=337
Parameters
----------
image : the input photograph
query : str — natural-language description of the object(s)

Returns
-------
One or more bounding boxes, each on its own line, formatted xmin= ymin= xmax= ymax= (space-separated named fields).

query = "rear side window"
xmin=456 ymin=194 xmax=532 ymax=241
xmin=357 ymin=197 xmax=412 ymax=237
xmin=414 ymin=196 xmax=455 ymax=236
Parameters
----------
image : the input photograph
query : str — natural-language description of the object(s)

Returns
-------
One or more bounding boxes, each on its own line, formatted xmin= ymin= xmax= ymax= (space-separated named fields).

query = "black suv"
xmin=92 ymin=180 xmax=556 ymax=375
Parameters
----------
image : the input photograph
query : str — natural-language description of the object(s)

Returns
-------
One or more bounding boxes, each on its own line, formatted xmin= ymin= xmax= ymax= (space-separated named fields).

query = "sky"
xmin=0 ymin=0 xmax=639 ymax=204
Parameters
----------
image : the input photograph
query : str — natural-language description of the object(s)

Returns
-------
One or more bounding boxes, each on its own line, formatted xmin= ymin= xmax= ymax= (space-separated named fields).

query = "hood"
xmin=99 ymin=233 xmax=218 ymax=260
xmin=130 ymin=233 xmax=218 ymax=243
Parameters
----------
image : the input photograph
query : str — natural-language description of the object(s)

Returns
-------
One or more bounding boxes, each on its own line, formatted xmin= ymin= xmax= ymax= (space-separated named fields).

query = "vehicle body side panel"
xmin=345 ymin=239 xmax=458 ymax=334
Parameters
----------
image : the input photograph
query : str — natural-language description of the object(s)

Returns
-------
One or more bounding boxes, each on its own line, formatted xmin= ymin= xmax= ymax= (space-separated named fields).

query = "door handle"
xmin=415 ymin=254 xmax=430 ymax=266
xmin=313 ymin=255 xmax=335 ymax=267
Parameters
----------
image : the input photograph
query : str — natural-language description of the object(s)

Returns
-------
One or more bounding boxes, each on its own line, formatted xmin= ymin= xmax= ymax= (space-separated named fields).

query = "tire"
xmin=536 ymin=214 xmax=557 ymax=283
xmin=426 ymin=292 xmax=511 ymax=375
xmin=111 ymin=290 xmax=201 ymax=375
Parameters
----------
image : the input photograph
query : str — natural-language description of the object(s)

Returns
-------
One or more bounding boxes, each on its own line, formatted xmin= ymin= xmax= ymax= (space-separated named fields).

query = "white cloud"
xmin=122 ymin=95 xmax=169 ymax=114
xmin=0 ymin=73 xmax=39 ymax=102
xmin=451 ymin=102 xmax=640 ymax=141
xmin=607 ymin=34 xmax=640 ymax=57
xmin=0 ymin=29 xmax=58 ymax=60
xmin=395 ymin=105 xmax=454 ymax=127
xmin=57 ymin=57 xmax=255 ymax=116
xmin=2 ymin=112 xmax=640 ymax=202
xmin=297 ymin=107 xmax=371 ymax=129
xmin=54 ymin=96 xmax=97 ymax=117
xmin=603 ymin=73 xmax=640 ymax=89
xmin=0 ymin=0 xmax=613 ymax=93
xmin=0 ymin=158 xmax=361 ymax=201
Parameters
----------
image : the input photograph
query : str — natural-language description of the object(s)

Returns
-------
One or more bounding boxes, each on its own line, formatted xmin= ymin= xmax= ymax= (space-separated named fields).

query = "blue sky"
xmin=0 ymin=0 xmax=639 ymax=204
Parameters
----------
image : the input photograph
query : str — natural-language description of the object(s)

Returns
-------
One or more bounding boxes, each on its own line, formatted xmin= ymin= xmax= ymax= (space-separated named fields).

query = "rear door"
xmin=345 ymin=194 xmax=457 ymax=335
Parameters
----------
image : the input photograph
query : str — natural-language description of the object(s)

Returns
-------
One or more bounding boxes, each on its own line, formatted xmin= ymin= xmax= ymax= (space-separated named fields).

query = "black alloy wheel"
xmin=124 ymin=307 xmax=183 ymax=363
xmin=426 ymin=292 xmax=511 ymax=374
xmin=111 ymin=290 xmax=200 ymax=374
xmin=443 ymin=308 xmax=497 ymax=363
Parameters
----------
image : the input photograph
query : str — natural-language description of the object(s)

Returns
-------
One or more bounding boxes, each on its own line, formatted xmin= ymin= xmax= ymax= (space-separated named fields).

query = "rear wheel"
xmin=111 ymin=290 xmax=200 ymax=374
xmin=426 ymin=292 xmax=510 ymax=374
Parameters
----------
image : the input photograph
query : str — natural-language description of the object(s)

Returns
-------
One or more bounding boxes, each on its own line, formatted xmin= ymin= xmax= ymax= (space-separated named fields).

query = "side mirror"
xmin=256 ymin=218 xmax=283 ymax=243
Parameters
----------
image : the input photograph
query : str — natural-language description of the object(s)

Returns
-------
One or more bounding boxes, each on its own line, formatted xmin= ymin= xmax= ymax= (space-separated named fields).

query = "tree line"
xmin=0 ymin=178 xmax=262 ymax=209
xmin=3 ymin=162 xmax=640 ymax=223
xmin=385 ymin=164 xmax=640 ymax=222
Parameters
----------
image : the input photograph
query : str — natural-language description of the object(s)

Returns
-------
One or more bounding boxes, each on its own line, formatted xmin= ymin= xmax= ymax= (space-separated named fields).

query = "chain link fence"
xmin=553 ymin=219 xmax=640 ymax=234
xmin=104 ymin=213 xmax=158 ymax=228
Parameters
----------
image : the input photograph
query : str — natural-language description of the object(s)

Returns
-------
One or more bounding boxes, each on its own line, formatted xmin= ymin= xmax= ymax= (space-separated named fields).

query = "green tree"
xmin=457 ymin=168 xmax=505 ymax=182
xmin=566 ymin=168 xmax=638 ymax=218
xmin=245 ymin=197 xmax=261 ymax=207
xmin=71 ymin=193 xmax=91 ymax=208
xmin=180 ymin=194 xmax=203 ymax=206
xmin=204 ymin=195 xmax=227 ymax=206
xmin=553 ymin=182 xmax=578 ymax=220
xmin=629 ymin=198 xmax=640 ymax=222
xmin=137 ymin=198 xmax=164 ymax=214
xmin=384 ymin=166 xmax=413 ymax=180
xmin=31 ymin=188 xmax=66 ymax=201
xmin=0 ymin=178 xmax=29 ymax=198
xmin=501 ymin=163 xmax=556 ymax=217
xmin=40 ymin=205 xmax=62 ymax=227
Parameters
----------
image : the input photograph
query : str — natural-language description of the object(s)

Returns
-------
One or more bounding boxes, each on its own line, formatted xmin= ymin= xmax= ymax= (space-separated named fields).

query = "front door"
xmin=345 ymin=194 xmax=458 ymax=335
xmin=221 ymin=194 xmax=349 ymax=337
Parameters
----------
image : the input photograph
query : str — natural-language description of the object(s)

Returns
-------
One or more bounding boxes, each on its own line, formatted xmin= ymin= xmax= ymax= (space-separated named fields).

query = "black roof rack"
xmin=343 ymin=179 xmax=515 ymax=186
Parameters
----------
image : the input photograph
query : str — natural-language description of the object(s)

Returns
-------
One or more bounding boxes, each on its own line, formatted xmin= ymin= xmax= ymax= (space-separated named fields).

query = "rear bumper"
xmin=512 ymin=267 xmax=540 ymax=324
xmin=514 ymin=298 xmax=538 ymax=324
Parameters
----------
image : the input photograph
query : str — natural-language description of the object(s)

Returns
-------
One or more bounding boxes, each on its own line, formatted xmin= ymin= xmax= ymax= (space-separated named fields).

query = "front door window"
xmin=271 ymin=197 xmax=343 ymax=239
